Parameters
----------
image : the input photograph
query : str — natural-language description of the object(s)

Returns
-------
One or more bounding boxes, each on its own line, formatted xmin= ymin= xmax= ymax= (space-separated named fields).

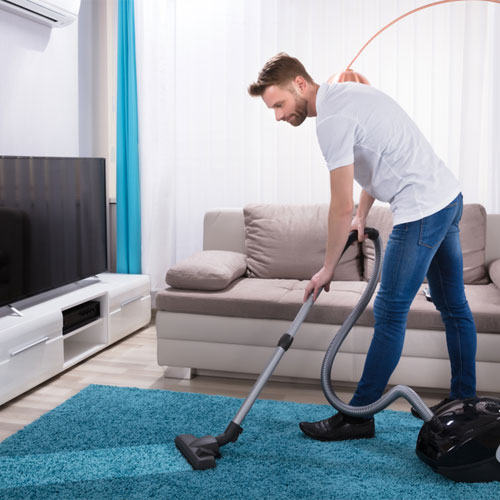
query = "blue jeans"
xmin=350 ymin=193 xmax=477 ymax=407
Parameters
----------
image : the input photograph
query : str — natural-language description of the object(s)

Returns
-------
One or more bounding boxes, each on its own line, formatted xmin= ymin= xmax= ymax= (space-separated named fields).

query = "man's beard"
xmin=288 ymin=92 xmax=308 ymax=126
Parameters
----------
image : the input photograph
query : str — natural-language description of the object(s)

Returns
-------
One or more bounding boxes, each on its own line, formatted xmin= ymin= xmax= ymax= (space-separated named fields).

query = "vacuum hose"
xmin=320 ymin=229 xmax=434 ymax=423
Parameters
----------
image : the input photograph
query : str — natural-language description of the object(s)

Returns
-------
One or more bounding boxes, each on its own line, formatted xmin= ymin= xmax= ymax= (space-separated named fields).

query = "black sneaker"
xmin=411 ymin=397 xmax=455 ymax=419
xmin=299 ymin=413 xmax=375 ymax=441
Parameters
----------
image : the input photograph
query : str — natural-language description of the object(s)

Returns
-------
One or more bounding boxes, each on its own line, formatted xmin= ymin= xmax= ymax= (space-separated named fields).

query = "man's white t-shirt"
xmin=316 ymin=82 xmax=460 ymax=226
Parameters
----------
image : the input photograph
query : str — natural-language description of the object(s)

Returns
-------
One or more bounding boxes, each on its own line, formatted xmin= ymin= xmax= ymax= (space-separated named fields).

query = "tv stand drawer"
xmin=0 ymin=336 xmax=63 ymax=406
xmin=0 ymin=310 xmax=62 ymax=360
xmin=109 ymin=295 xmax=151 ymax=343
xmin=102 ymin=273 xmax=151 ymax=343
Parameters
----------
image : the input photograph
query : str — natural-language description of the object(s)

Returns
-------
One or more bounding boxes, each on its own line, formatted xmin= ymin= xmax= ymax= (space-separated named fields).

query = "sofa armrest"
xmin=166 ymin=250 xmax=247 ymax=291
xmin=489 ymin=259 xmax=500 ymax=289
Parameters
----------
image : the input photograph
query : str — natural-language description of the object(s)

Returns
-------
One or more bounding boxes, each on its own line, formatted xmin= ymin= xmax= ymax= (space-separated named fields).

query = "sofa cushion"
xmin=157 ymin=278 xmax=500 ymax=334
xmin=243 ymin=204 xmax=362 ymax=281
xmin=165 ymin=250 xmax=247 ymax=291
xmin=362 ymin=203 xmax=489 ymax=284
xmin=159 ymin=279 xmax=370 ymax=324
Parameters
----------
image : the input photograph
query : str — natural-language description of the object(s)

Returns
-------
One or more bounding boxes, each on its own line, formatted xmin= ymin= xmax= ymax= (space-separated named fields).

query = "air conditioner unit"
xmin=0 ymin=0 xmax=81 ymax=28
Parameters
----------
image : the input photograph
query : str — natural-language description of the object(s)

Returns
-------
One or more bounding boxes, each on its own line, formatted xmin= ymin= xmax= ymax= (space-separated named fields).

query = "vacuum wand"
xmin=174 ymin=290 xmax=320 ymax=470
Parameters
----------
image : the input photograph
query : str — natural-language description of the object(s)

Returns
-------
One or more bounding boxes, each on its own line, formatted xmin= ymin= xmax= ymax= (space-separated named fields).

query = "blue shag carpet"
xmin=0 ymin=384 xmax=498 ymax=499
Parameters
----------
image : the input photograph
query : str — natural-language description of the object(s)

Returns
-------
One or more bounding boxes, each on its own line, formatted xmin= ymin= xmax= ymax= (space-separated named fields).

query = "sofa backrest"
xmin=242 ymin=204 xmax=362 ymax=281
xmin=204 ymin=208 xmax=246 ymax=254
xmin=203 ymin=205 xmax=499 ymax=283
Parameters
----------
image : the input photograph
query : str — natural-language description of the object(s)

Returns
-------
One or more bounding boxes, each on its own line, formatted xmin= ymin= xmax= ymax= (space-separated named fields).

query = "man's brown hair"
xmin=248 ymin=52 xmax=313 ymax=96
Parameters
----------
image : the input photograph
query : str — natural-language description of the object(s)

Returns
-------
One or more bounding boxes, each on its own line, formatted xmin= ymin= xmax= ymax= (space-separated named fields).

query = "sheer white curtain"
xmin=135 ymin=0 xmax=500 ymax=294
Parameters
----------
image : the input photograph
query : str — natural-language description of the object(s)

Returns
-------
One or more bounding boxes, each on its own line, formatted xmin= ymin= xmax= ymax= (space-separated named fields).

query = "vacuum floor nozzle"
xmin=174 ymin=434 xmax=220 ymax=470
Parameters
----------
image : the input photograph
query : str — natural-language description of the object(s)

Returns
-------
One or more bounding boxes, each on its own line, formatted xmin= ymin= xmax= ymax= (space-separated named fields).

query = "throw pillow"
xmin=166 ymin=250 xmax=247 ymax=290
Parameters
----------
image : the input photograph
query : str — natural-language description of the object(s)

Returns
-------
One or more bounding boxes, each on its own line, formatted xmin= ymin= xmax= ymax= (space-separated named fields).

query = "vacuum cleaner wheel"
xmin=416 ymin=397 xmax=500 ymax=482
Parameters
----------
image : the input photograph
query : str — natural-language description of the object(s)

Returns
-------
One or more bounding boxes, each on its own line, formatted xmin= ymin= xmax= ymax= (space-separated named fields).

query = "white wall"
xmin=0 ymin=0 xmax=108 ymax=162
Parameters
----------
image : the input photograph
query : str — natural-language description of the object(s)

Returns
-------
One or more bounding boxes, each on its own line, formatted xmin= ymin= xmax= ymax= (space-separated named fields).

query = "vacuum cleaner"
xmin=175 ymin=228 xmax=500 ymax=482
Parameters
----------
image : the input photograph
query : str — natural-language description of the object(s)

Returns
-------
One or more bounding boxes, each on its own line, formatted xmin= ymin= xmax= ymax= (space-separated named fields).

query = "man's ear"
xmin=293 ymin=75 xmax=307 ymax=94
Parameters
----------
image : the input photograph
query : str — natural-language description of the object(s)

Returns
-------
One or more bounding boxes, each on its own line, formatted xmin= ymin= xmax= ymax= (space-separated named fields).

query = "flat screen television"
xmin=0 ymin=156 xmax=108 ymax=308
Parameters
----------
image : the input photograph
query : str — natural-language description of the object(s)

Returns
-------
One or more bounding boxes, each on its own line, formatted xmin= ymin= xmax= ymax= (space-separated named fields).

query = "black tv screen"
xmin=0 ymin=157 xmax=108 ymax=308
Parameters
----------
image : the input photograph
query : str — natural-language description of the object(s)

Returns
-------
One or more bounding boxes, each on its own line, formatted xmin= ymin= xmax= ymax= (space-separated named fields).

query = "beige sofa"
xmin=156 ymin=204 xmax=500 ymax=394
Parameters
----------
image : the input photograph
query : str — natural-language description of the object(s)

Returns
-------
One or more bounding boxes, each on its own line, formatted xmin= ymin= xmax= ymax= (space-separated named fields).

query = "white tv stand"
xmin=0 ymin=273 xmax=151 ymax=406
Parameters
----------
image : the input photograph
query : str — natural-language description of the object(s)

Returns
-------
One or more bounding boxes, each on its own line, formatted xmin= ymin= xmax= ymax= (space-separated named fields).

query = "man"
xmin=248 ymin=53 xmax=477 ymax=441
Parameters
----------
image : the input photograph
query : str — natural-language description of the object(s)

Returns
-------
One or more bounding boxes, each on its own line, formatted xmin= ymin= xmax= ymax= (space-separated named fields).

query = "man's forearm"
xmin=356 ymin=189 xmax=375 ymax=219
xmin=324 ymin=207 xmax=353 ymax=273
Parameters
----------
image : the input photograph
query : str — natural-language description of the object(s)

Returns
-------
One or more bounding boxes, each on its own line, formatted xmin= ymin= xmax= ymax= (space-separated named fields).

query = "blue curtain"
xmin=116 ymin=0 xmax=141 ymax=274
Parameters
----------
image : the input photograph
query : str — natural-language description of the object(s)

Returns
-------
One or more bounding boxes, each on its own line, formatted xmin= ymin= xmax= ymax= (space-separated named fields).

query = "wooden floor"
xmin=0 ymin=321 xmax=454 ymax=442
